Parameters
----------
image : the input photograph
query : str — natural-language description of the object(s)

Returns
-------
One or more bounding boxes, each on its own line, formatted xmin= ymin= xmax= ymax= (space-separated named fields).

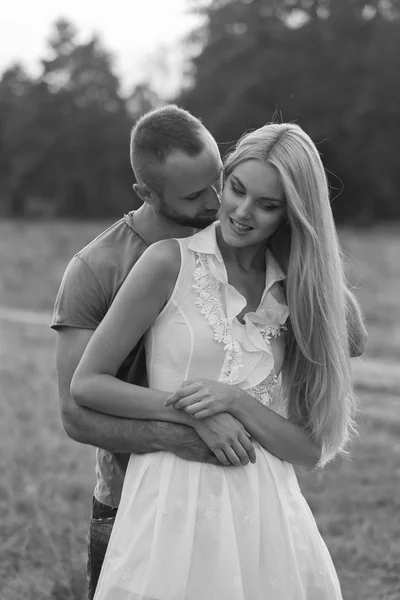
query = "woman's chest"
xmin=227 ymin=270 xmax=265 ymax=323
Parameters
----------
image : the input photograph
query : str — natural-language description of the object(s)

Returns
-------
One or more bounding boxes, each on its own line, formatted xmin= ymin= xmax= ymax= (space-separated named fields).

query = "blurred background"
xmin=0 ymin=1 xmax=399 ymax=599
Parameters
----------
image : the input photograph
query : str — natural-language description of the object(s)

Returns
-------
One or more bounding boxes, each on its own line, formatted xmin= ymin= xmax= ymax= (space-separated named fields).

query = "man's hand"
xmin=158 ymin=423 xmax=221 ymax=465
xmin=165 ymin=379 xmax=239 ymax=419
xmin=193 ymin=412 xmax=256 ymax=467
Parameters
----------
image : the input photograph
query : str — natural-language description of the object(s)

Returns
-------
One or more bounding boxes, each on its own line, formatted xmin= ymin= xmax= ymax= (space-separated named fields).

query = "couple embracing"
xmin=52 ymin=105 xmax=366 ymax=599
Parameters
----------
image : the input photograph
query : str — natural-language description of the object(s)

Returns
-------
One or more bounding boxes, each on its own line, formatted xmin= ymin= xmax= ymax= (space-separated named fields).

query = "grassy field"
xmin=0 ymin=219 xmax=399 ymax=600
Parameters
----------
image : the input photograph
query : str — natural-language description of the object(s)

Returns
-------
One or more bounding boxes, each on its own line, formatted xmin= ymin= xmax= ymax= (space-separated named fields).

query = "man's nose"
xmin=203 ymin=186 xmax=221 ymax=211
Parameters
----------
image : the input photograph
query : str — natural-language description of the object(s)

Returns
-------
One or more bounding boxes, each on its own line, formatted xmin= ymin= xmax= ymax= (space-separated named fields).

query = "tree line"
xmin=1 ymin=1 xmax=399 ymax=224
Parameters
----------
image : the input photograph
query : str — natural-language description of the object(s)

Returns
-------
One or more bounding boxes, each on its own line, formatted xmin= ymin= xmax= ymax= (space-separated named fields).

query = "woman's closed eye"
xmin=258 ymin=201 xmax=279 ymax=211
xmin=231 ymin=182 xmax=245 ymax=196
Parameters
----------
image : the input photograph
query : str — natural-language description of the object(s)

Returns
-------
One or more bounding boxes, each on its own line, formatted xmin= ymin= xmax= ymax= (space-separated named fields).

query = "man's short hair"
xmin=130 ymin=104 xmax=206 ymax=193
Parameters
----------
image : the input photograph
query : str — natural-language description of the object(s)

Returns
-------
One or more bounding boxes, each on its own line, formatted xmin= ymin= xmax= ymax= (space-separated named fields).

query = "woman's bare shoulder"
xmin=147 ymin=238 xmax=181 ymax=260
xmin=140 ymin=239 xmax=181 ymax=276
xmin=122 ymin=238 xmax=182 ymax=298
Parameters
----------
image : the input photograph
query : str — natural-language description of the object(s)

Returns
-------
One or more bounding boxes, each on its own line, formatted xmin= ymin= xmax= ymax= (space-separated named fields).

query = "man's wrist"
xmin=149 ymin=420 xmax=194 ymax=452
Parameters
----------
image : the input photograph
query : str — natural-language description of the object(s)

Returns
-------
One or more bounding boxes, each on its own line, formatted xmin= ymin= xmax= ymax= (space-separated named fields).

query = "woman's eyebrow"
xmin=232 ymin=175 xmax=283 ymax=203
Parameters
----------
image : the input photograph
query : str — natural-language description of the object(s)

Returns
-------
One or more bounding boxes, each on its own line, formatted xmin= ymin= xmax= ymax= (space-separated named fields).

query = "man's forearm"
xmin=62 ymin=399 xmax=218 ymax=465
xmin=63 ymin=400 xmax=194 ymax=454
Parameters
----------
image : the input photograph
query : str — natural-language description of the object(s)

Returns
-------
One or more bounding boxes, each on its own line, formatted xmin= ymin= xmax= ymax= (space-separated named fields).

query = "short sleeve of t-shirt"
xmin=51 ymin=254 xmax=107 ymax=330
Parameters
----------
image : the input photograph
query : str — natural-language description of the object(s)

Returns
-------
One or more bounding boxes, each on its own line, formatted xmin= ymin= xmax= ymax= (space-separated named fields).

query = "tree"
xmin=127 ymin=83 xmax=163 ymax=119
xmin=38 ymin=18 xmax=133 ymax=217
xmin=0 ymin=65 xmax=50 ymax=216
xmin=0 ymin=18 xmax=141 ymax=218
xmin=178 ymin=0 xmax=400 ymax=223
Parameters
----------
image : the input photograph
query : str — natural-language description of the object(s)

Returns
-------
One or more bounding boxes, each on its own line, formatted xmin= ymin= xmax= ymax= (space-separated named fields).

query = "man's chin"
xmin=159 ymin=207 xmax=218 ymax=229
xmin=190 ymin=214 xmax=219 ymax=229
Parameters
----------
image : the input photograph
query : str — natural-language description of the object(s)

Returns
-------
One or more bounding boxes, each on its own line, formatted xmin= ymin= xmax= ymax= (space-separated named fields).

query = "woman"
xmin=71 ymin=123 xmax=357 ymax=599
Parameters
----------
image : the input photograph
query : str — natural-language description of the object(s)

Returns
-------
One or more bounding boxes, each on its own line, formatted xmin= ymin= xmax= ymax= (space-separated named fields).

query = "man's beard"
xmin=158 ymin=204 xmax=218 ymax=229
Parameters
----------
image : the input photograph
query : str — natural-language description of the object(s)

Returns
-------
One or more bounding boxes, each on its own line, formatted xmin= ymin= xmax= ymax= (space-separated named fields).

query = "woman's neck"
xmin=216 ymin=224 xmax=266 ymax=273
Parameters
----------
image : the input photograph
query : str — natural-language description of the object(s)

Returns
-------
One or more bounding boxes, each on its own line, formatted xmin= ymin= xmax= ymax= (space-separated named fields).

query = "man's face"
xmin=156 ymin=137 xmax=223 ymax=229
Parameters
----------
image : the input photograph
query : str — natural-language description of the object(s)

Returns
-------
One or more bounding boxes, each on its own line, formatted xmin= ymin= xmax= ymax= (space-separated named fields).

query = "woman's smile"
xmin=229 ymin=216 xmax=254 ymax=235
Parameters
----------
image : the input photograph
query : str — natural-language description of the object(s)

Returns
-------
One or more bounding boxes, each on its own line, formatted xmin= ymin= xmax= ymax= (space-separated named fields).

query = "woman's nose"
xmin=235 ymin=197 xmax=252 ymax=220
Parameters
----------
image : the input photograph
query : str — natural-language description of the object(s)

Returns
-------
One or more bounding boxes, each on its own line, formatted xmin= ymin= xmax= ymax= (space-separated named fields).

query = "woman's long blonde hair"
xmin=224 ymin=123 xmax=357 ymax=467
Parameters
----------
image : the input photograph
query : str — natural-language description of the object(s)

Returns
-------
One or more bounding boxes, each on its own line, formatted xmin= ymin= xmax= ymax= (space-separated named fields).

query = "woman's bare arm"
xmin=57 ymin=326 xmax=216 ymax=463
xmin=167 ymin=380 xmax=321 ymax=469
xmin=70 ymin=240 xmax=193 ymax=427
xmin=230 ymin=391 xmax=321 ymax=469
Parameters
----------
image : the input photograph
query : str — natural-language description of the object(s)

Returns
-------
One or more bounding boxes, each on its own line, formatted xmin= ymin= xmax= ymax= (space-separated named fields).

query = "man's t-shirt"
xmin=51 ymin=212 xmax=149 ymax=508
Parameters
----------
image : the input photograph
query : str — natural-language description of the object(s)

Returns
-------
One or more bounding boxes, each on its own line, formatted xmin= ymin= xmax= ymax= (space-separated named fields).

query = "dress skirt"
xmin=93 ymin=443 xmax=342 ymax=600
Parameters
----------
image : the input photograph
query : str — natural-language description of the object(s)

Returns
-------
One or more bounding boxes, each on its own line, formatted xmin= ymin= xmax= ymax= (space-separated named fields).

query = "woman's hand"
xmin=164 ymin=379 xmax=239 ymax=419
xmin=164 ymin=382 xmax=256 ymax=466
xmin=193 ymin=412 xmax=256 ymax=466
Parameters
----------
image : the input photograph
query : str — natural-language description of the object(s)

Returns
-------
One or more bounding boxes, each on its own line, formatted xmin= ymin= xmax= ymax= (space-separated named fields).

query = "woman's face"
xmin=220 ymin=160 xmax=286 ymax=248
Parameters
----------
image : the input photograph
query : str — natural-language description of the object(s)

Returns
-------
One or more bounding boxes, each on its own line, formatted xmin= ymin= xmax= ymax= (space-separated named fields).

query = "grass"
xmin=339 ymin=226 xmax=400 ymax=362
xmin=0 ymin=320 xmax=93 ymax=600
xmin=0 ymin=220 xmax=107 ymax=314
xmin=0 ymin=219 xmax=399 ymax=599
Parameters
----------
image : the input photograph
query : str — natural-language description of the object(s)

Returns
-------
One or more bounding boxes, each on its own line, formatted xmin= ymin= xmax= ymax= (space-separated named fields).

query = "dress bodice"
xmin=145 ymin=223 xmax=289 ymax=411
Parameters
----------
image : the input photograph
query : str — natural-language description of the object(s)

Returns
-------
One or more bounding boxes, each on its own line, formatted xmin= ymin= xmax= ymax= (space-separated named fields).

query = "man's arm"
xmin=56 ymin=326 xmax=216 ymax=463
xmin=167 ymin=380 xmax=321 ymax=469
xmin=344 ymin=286 xmax=367 ymax=357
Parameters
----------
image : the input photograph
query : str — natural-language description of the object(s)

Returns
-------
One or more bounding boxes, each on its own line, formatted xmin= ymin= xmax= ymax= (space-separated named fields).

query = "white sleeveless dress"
xmin=93 ymin=223 xmax=343 ymax=600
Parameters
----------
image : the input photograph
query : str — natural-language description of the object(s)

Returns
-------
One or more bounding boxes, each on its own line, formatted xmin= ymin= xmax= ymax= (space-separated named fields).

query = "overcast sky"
xmin=0 ymin=0 xmax=203 ymax=96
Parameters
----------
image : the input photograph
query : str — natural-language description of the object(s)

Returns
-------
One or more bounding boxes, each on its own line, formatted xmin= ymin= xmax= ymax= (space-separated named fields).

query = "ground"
xmin=0 ymin=219 xmax=399 ymax=600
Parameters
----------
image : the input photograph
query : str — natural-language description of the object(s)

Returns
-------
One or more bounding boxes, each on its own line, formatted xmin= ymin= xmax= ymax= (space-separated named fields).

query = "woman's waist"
xmin=128 ymin=443 xmax=294 ymax=474
xmin=123 ymin=448 xmax=299 ymax=511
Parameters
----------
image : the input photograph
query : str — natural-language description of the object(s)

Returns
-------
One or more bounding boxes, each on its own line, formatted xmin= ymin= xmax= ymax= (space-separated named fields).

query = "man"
xmin=52 ymin=105 xmax=367 ymax=599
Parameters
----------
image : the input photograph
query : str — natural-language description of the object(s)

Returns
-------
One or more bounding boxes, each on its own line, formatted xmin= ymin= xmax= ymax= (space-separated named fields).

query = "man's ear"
xmin=133 ymin=182 xmax=159 ymax=207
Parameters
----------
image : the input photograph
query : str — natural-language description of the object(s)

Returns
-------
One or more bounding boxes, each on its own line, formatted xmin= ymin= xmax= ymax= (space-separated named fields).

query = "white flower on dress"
xmin=157 ymin=504 xmax=168 ymax=517
xmin=244 ymin=512 xmax=258 ymax=525
xmin=120 ymin=568 xmax=132 ymax=580
xmin=204 ymin=506 xmax=216 ymax=519
xmin=268 ymin=576 xmax=280 ymax=587
xmin=319 ymin=565 xmax=329 ymax=576
xmin=233 ymin=575 xmax=242 ymax=588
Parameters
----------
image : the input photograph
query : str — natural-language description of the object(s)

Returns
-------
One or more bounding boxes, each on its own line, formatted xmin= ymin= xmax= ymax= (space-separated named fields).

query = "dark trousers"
xmin=87 ymin=496 xmax=118 ymax=600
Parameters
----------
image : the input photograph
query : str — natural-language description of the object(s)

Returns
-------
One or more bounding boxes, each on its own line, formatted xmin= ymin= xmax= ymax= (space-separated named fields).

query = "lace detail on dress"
xmin=259 ymin=322 xmax=287 ymax=342
xmin=193 ymin=253 xmax=243 ymax=384
xmin=247 ymin=370 xmax=278 ymax=406
xmin=247 ymin=323 xmax=287 ymax=406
